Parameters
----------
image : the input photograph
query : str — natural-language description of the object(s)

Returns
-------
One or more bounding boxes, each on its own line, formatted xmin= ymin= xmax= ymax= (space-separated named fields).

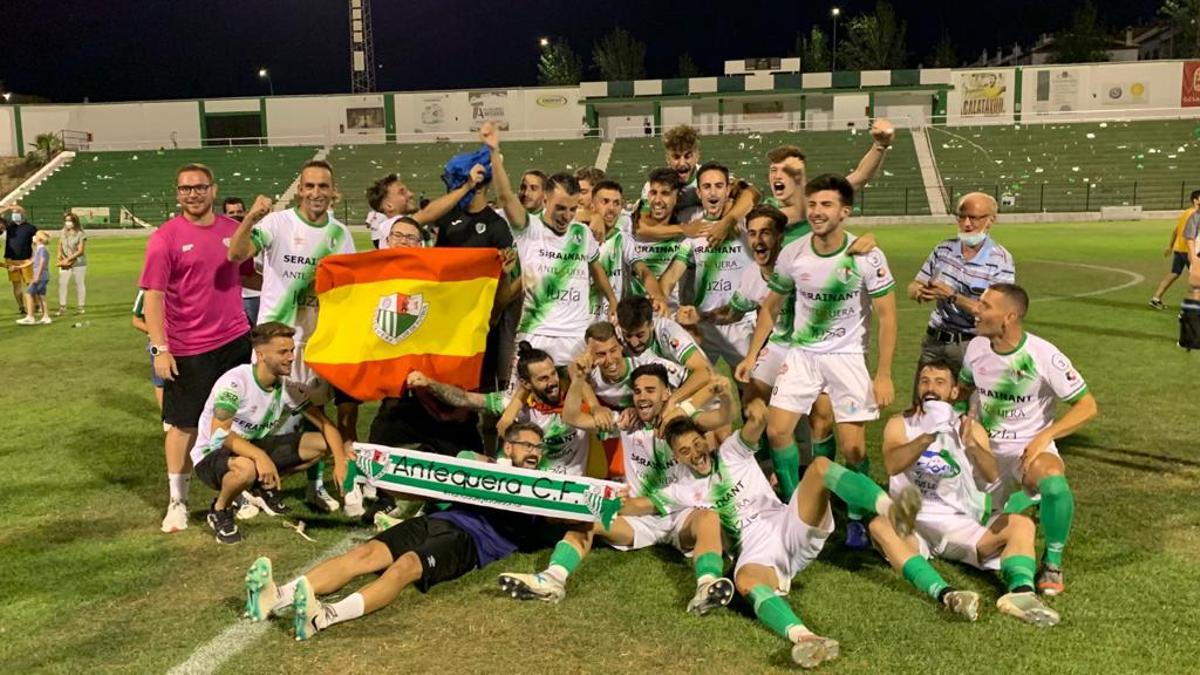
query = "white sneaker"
xmin=161 ymin=500 xmax=188 ymax=533
xmin=292 ymin=577 xmax=324 ymax=641
xmin=243 ymin=557 xmax=279 ymax=622
xmin=791 ymin=633 xmax=840 ymax=669
xmin=942 ymin=590 xmax=980 ymax=621
xmin=889 ymin=485 xmax=922 ymax=538
xmin=343 ymin=485 xmax=365 ymax=518
xmin=997 ymin=591 xmax=1060 ymax=627
xmin=234 ymin=492 xmax=261 ymax=521
xmin=38 ymin=316 xmax=51 ymax=324
xmin=686 ymin=577 xmax=735 ymax=616
xmin=16 ymin=316 xmax=35 ymax=325
xmin=497 ymin=572 xmax=566 ymax=603
xmin=306 ymin=484 xmax=340 ymax=513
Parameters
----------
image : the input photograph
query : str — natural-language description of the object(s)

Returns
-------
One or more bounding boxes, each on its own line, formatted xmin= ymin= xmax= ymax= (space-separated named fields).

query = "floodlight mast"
xmin=350 ymin=0 xmax=377 ymax=93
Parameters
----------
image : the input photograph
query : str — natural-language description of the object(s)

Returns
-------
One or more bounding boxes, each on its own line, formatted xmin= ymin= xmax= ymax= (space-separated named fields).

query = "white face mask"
xmin=958 ymin=231 xmax=988 ymax=247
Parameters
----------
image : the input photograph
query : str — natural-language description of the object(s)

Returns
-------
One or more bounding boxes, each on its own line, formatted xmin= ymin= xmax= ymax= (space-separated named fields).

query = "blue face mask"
xmin=958 ymin=231 xmax=987 ymax=247
xmin=11 ymin=212 xmax=23 ymax=224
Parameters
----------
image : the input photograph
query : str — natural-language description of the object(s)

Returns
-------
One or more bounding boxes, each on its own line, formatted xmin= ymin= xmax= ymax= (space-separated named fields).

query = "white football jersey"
xmin=190 ymin=364 xmax=287 ymax=465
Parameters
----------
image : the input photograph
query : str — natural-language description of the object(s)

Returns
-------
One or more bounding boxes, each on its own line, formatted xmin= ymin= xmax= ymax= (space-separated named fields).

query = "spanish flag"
xmin=305 ymin=248 xmax=501 ymax=401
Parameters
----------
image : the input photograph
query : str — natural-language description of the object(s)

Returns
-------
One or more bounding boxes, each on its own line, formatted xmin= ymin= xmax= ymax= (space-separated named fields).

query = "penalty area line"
xmin=898 ymin=260 xmax=1144 ymax=313
xmin=166 ymin=532 xmax=362 ymax=675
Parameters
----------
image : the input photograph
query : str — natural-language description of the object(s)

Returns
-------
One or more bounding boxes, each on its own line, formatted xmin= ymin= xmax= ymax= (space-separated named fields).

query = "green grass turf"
xmin=1 ymin=223 xmax=1198 ymax=673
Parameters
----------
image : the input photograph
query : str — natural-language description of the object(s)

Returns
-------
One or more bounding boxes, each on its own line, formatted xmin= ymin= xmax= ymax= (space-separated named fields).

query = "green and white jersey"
xmin=590 ymin=213 xmax=631 ymax=321
xmin=624 ymin=221 xmax=691 ymax=304
xmin=621 ymin=426 xmax=676 ymax=499
xmin=769 ymin=232 xmax=895 ymax=354
xmin=485 ymin=392 xmax=588 ymax=475
xmin=684 ymin=223 xmax=752 ymax=312
xmin=589 ymin=355 xmax=688 ymax=409
xmin=658 ymin=433 xmax=783 ymax=551
xmin=251 ymin=208 xmax=355 ymax=343
xmin=514 ymin=214 xmax=599 ymax=338
xmin=190 ymin=364 xmax=287 ymax=466
xmin=959 ymin=333 xmax=1089 ymax=452
xmin=630 ymin=316 xmax=700 ymax=368
xmin=760 ymin=197 xmax=810 ymax=246
xmin=889 ymin=411 xmax=992 ymax=521
xmin=729 ymin=265 xmax=795 ymax=346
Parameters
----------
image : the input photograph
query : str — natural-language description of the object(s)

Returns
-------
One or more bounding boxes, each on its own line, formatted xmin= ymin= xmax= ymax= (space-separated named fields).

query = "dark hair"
xmin=176 ymin=163 xmax=213 ymax=182
xmin=585 ymin=321 xmax=618 ymax=343
xmin=663 ymin=124 xmax=699 ymax=153
xmin=663 ymin=416 xmax=704 ymax=448
xmin=521 ymin=170 xmax=548 ymax=186
xmin=545 ymin=172 xmax=580 ymax=196
xmin=766 ymin=145 xmax=806 ymax=166
xmin=630 ymin=363 xmax=670 ymax=389
xmin=515 ymin=340 xmax=555 ymax=382
xmin=591 ymin=179 xmax=623 ymax=197
xmin=616 ymin=296 xmax=654 ymax=331
xmin=389 ymin=216 xmax=423 ymax=242
xmin=222 ymin=197 xmax=245 ymax=210
xmin=63 ymin=212 xmax=84 ymax=230
xmin=251 ymin=321 xmax=296 ymax=346
xmin=918 ymin=358 xmax=957 ymax=381
xmin=804 ymin=174 xmax=854 ymax=207
xmin=575 ymin=166 xmax=606 ymax=185
xmin=504 ymin=421 xmax=545 ymax=442
xmin=647 ymin=168 xmax=682 ymax=192
xmin=301 ymin=159 xmax=335 ymax=179
xmin=366 ymin=174 xmax=400 ymax=211
xmin=1191 ymin=189 xmax=1200 ymax=202
xmin=746 ymin=204 xmax=787 ymax=233
xmin=989 ymin=283 xmax=1029 ymax=319
xmin=696 ymin=162 xmax=729 ymax=183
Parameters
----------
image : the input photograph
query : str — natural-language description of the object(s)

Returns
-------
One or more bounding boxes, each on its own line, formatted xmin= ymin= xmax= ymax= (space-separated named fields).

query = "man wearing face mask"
xmin=907 ymin=192 xmax=1015 ymax=375
xmin=2 ymin=204 xmax=39 ymax=313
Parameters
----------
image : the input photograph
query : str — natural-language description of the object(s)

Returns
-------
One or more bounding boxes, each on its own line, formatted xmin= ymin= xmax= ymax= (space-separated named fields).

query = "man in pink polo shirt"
xmin=140 ymin=163 xmax=253 ymax=533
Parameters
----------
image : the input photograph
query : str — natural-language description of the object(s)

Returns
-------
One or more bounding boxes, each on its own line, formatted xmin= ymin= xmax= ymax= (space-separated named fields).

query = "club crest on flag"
xmin=374 ymin=292 xmax=429 ymax=345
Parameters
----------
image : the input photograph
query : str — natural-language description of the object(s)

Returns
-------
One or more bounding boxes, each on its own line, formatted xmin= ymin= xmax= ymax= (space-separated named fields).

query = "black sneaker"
xmin=207 ymin=501 xmax=242 ymax=544
xmin=246 ymin=485 xmax=290 ymax=516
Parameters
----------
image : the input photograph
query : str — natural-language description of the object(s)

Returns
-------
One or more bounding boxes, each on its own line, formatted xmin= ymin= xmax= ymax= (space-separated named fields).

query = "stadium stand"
xmin=17 ymin=146 xmax=317 ymax=226
xmin=326 ymin=138 xmax=600 ymax=224
xmin=930 ymin=119 xmax=1200 ymax=212
xmin=605 ymin=128 xmax=929 ymax=216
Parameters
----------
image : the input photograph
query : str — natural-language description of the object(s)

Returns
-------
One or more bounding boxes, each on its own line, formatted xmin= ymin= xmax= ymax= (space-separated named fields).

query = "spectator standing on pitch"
xmin=222 ymin=197 xmax=261 ymax=326
xmin=907 ymin=192 xmax=1014 ymax=375
xmin=15 ymin=231 xmax=52 ymax=324
xmin=56 ymin=213 xmax=87 ymax=315
xmin=140 ymin=163 xmax=252 ymax=533
xmin=2 ymin=204 xmax=38 ymax=314
xmin=1150 ymin=190 xmax=1200 ymax=309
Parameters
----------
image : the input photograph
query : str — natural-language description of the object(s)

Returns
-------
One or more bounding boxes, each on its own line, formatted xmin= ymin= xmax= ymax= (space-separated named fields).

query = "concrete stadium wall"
xmin=1019 ymin=61 xmax=1194 ymax=121
xmin=0 ymin=107 xmax=15 ymax=155
xmin=19 ymin=101 xmax=201 ymax=151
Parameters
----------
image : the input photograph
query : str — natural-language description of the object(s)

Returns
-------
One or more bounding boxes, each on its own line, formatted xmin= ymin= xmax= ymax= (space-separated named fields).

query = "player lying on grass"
xmin=497 ymin=364 xmax=736 ymax=615
xmin=190 ymin=321 xmax=348 ymax=544
xmin=242 ymin=422 xmax=578 ymax=640
xmin=957 ymin=283 xmax=1098 ymax=595
xmin=883 ymin=360 xmax=1059 ymax=626
xmin=619 ymin=401 xmax=979 ymax=669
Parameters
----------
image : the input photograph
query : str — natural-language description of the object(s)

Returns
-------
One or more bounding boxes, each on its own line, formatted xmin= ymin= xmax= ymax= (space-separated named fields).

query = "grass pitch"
xmin=1 ymin=221 xmax=1197 ymax=674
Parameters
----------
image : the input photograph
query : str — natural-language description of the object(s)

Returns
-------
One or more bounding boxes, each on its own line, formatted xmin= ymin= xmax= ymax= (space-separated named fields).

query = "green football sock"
xmin=693 ymin=552 xmax=723 ymax=583
xmin=1003 ymin=490 xmax=1039 ymax=515
xmin=749 ymin=584 xmax=804 ymax=639
xmin=901 ymin=555 xmax=950 ymax=601
xmin=811 ymin=435 xmax=837 ymax=461
xmin=823 ymin=462 xmax=885 ymax=518
xmin=772 ymin=443 xmax=801 ymax=498
xmin=545 ymin=540 xmax=582 ymax=583
xmin=306 ymin=461 xmax=323 ymax=486
xmin=1000 ymin=554 xmax=1037 ymax=593
xmin=1037 ymin=475 xmax=1074 ymax=567
xmin=847 ymin=458 xmax=871 ymax=521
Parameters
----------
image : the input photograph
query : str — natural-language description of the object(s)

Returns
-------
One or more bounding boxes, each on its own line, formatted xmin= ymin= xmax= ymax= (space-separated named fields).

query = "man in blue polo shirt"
xmin=907 ymin=192 xmax=1015 ymax=375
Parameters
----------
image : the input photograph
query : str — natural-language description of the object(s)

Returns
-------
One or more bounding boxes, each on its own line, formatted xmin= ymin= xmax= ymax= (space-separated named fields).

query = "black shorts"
xmin=368 ymin=395 xmax=482 ymax=456
xmin=193 ymin=432 xmax=307 ymax=491
xmin=1172 ymin=251 xmax=1190 ymax=275
xmin=163 ymin=333 xmax=251 ymax=428
xmin=370 ymin=516 xmax=479 ymax=591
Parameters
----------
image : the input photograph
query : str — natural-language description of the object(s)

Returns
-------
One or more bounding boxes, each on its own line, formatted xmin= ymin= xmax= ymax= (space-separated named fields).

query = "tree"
xmin=1049 ymin=2 xmax=1111 ymax=63
xmin=677 ymin=52 xmax=702 ymax=79
xmin=537 ymin=39 xmax=583 ymax=86
xmin=929 ymin=34 xmax=959 ymax=68
xmin=592 ymin=27 xmax=646 ymax=81
xmin=1161 ymin=0 xmax=1200 ymax=58
xmin=27 ymin=133 xmax=63 ymax=167
xmin=795 ymin=26 xmax=830 ymax=72
xmin=838 ymin=1 xmax=908 ymax=71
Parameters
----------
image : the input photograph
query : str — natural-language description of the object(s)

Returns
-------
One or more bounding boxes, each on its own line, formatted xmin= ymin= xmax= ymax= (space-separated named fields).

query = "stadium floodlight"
xmin=258 ymin=68 xmax=275 ymax=96
xmin=831 ymin=7 xmax=841 ymax=72
xmin=539 ymin=37 xmax=550 ymax=48
xmin=1 ymin=92 xmax=10 ymax=102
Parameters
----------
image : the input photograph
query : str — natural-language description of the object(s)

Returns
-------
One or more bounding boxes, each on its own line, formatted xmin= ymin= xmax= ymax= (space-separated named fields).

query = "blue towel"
xmin=442 ymin=146 xmax=493 ymax=211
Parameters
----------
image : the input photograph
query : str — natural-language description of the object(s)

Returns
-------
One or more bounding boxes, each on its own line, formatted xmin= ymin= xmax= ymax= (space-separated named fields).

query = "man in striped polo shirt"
xmin=907 ymin=192 xmax=1015 ymax=375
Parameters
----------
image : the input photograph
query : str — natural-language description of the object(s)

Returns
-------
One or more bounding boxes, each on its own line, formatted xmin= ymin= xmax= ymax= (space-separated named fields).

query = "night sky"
xmin=1 ymin=0 xmax=1163 ymax=103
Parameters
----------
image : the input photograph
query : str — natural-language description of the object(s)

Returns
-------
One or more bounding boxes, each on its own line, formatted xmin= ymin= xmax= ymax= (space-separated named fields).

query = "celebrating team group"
xmin=139 ymin=118 xmax=1098 ymax=668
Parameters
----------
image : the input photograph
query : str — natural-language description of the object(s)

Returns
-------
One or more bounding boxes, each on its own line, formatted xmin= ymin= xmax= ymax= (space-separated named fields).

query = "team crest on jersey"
xmin=475 ymin=221 xmax=487 ymax=234
xmin=374 ymin=292 xmax=428 ymax=345
xmin=836 ymin=266 xmax=859 ymax=283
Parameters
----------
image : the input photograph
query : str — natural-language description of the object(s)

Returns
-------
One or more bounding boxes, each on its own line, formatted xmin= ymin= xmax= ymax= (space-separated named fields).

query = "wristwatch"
xmin=150 ymin=344 xmax=170 ymax=357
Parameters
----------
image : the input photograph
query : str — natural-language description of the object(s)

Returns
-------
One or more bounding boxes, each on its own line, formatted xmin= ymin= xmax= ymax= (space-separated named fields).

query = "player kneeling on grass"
xmin=497 ymin=363 xmax=735 ymax=615
xmin=621 ymin=401 xmax=977 ymax=669
xmin=191 ymin=322 xmax=348 ymax=544
xmin=242 ymin=422 xmax=573 ymax=640
xmin=883 ymin=360 xmax=1059 ymax=626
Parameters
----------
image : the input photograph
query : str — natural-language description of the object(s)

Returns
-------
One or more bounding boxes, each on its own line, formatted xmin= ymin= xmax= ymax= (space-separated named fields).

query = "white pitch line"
xmin=167 ymin=532 xmax=361 ymax=675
